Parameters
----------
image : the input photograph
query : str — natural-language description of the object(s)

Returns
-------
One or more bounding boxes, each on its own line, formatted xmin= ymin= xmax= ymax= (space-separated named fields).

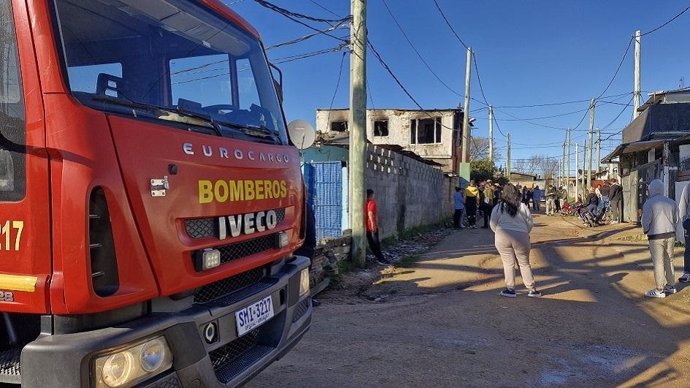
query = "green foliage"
xmin=470 ymin=159 xmax=496 ymax=182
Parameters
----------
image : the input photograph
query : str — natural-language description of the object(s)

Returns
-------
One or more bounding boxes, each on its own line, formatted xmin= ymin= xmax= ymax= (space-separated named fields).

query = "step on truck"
xmin=0 ymin=0 xmax=313 ymax=386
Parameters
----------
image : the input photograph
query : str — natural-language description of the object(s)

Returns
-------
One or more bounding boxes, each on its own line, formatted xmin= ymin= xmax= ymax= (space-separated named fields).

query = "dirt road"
xmin=248 ymin=214 xmax=690 ymax=387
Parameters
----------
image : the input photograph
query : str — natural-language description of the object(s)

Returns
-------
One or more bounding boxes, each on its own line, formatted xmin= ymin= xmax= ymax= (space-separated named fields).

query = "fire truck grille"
xmin=292 ymin=298 xmax=311 ymax=323
xmin=194 ymin=267 xmax=265 ymax=304
xmin=185 ymin=209 xmax=286 ymax=239
xmin=209 ymin=329 xmax=273 ymax=384
xmin=144 ymin=373 xmax=183 ymax=387
xmin=0 ymin=346 xmax=21 ymax=383
xmin=217 ymin=234 xmax=278 ymax=265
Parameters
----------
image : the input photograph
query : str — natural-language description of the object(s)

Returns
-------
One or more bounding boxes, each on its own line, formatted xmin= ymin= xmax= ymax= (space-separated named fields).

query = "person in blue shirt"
xmin=453 ymin=186 xmax=465 ymax=229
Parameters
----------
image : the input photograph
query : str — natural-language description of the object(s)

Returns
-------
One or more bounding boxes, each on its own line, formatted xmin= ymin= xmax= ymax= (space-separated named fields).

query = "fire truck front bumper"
xmin=20 ymin=256 xmax=312 ymax=388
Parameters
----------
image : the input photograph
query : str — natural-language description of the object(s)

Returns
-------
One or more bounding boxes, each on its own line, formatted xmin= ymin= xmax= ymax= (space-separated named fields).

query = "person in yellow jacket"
xmin=464 ymin=180 xmax=481 ymax=228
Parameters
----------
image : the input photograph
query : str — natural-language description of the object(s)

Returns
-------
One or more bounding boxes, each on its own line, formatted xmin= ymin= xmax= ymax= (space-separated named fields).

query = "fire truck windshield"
xmin=52 ymin=0 xmax=288 ymax=144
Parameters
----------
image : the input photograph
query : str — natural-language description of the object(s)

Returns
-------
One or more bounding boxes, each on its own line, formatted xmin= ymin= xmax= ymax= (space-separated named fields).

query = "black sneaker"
xmin=499 ymin=288 xmax=516 ymax=298
xmin=528 ymin=289 xmax=542 ymax=298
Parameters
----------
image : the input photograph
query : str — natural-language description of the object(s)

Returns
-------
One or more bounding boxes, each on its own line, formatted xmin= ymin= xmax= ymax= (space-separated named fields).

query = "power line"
xmin=600 ymin=97 xmax=634 ymax=142
xmin=266 ymin=20 xmax=349 ymax=50
xmin=493 ymin=91 xmax=632 ymax=109
xmin=272 ymin=43 xmax=348 ymax=64
xmin=431 ymin=0 xmax=469 ymax=50
xmin=596 ymin=36 xmax=634 ymax=99
xmin=325 ymin=51 xmax=347 ymax=132
xmin=368 ymin=40 xmax=426 ymax=111
xmin=254 ymin=0 xmax=349 ymax=23
xmin=367 ymin=39 xmax=458 ymax=131
xmin=380 ymin=0 xmax=463 ymax=98
xmin=253 ymin=0 xmax=348 ymax=42
xmin=641 ymin=3 xmax=690 ymax=36
xmin=308 ymin=0 xmax=341 ymax=18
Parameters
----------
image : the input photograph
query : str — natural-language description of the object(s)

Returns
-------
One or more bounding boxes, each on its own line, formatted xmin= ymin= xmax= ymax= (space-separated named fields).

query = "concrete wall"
xmin=316 ymin=109 xmax=458 ymax=173
xmin=364 ymin=144 xmax=448 ymax=239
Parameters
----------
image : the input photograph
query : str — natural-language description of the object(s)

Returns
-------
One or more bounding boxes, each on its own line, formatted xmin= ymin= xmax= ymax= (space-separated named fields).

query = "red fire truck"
xmin=0 ymin=0 xmax=312 ymax=386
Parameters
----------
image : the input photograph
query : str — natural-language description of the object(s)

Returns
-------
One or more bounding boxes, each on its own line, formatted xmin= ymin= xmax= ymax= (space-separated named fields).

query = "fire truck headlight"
xmin=95 ymin=337 xmax=173 ymax=387
xmin=299 ymin=268 xmax=310 ymax=297
xmin=201 ymin=249 xmax=221 ymax=270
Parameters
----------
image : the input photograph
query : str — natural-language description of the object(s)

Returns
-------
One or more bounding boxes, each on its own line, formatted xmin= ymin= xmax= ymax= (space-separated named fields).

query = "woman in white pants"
xmin=490 ymin=183 xmax=541 ymax=298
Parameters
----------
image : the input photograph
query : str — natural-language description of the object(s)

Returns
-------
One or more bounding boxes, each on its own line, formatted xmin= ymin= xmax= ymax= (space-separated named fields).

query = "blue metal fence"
xmin=304 ymin=161 xmax=343 ymax=243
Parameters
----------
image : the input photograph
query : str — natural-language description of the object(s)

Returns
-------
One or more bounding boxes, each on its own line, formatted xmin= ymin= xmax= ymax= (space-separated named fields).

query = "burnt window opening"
xmin=330 ymin=121 xmax=348 ymax=132
xmin=374 ymin=120 xmax=388 ymax=137
xmin=410 ymin=118 xmax=441 ymax=144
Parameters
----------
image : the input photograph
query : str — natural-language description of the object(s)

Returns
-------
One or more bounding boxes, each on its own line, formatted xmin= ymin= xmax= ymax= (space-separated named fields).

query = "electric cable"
xmin=431 ymin=0 xmax=469 ymax=50
xmin=641 ymin=3 xmax=690 ymax=36
xmin=380 ymin=0 xmax=463 ymax=98
xmin=266 ymin=20 xmax=349 ymax=50
xmin=253 ymin=0 xmax=348 ymax=43
xmin=254 ymin=0 xmax=349 ymax=23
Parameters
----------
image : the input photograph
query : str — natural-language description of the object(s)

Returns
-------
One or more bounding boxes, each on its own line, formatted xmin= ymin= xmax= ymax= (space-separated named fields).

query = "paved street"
xmin=249 ymin=214 xmax=690 ymax=387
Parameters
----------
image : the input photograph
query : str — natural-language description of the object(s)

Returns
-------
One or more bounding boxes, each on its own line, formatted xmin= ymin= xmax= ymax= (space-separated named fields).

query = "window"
xmin=331 ymin=121 xmax=348 ymax=132
xmin=0 ymin=0 xmax=26 ymax=201
xmin=170 ymin=54 xmax=232 ymax=107
xmin=410 ymin=118 xmax=441 ymax=144
xmin=67 ymin=63 xmax=122 ymax=95
xmin=374 ymin=120 xmax=388 ymax=137
xmin=54 ymin=0 xmax=288 ymax=143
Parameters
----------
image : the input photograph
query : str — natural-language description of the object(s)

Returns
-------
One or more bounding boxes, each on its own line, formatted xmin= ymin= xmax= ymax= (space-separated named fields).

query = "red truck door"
xmin=0 ymin=0 xmax=52 ymax=313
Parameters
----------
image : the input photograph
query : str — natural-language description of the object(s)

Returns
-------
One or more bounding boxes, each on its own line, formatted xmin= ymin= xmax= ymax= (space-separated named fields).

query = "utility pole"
xmin=587 ymin=99 xmax=595 ymax=185
xmin=575 ymin=143 xmax=579 ymax=201
xmin=460 ymin=47 xmax=472 ymax=183
xmin=349 ymin=0 xmax=367 ymax=267
xmin=561 ymin=141 xmax=566 ymax=187
xmin=506 ymin=132 xmax=511 ymax=181
xmin=633 ymin=30 xmax=642 ymax=120
xmin=488 ymin=105 xmax=494 ymax=162
xmin=583 ymin=139 xmax=588 ymax=191
xmin=596 ymin=128 xmax=601 ymax=173
xmin=566 ymin=128 xmax=571 ymax=190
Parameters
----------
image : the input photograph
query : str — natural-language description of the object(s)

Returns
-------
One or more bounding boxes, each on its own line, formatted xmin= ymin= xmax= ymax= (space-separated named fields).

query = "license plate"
xmin=235 ymin=296 xmax=274 ymax=337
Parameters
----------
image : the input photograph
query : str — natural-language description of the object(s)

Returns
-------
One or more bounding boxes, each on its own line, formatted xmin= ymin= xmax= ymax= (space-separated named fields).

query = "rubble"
xmin=316 ymin=224 xmax=455 ymax=303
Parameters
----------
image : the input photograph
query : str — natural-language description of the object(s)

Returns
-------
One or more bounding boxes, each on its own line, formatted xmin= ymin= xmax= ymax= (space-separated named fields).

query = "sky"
xmin=225 ymin=0 xmax=690 ymax=173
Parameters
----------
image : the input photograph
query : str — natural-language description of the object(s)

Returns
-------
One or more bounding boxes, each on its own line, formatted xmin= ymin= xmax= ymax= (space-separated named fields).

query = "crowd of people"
xmin=369 ymin=176 xmax=690 ymax=301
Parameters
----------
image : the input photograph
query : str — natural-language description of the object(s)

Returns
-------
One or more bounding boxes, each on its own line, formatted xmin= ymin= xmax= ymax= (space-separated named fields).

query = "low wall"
xmin=364 ymin=144 xmax=450 ymax=240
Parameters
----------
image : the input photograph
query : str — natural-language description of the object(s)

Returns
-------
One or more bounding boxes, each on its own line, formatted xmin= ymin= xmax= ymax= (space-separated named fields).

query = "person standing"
xmin=532 ymin=185 xmax=542 ymax=211
xmin=365 ymin=189 xmax=388 ymax=265
xmin=559 ymin=186 xmax=568 ymax=212
xmin=453 ymin=186 xmax=465 ymax=229
xmin=642 ymin=179 xmax=679 ymax=298
xmin=490 ymin=183 xmax=541 ymax=298
xmin=545 ymin=184 xmax=557 ymax=215
xmin=464 ymin=180 xmax=480 ymax=228
xmin=481 ymin=182 xmax=495 ymax=228
xmin=677 ymin=181 xmax=690 ymax=282
xmin=609 ymin=178 xmax=623 ymax=223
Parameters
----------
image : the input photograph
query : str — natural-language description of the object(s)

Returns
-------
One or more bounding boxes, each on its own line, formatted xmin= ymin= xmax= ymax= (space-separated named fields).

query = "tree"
xmin=512 ymin=154 xmax=560 ymax=180
xmin=470 ymin=159 xmax=496 ymax=183
xmin=470 ymin=137 xmax=502 ymax=164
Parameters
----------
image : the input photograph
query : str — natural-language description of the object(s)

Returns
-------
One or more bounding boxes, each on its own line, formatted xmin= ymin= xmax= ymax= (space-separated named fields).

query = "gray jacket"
xmin=642 ymin=179 xmax=678 ymax=239
xmin=677 ymin=181 xmax=690 ymax=240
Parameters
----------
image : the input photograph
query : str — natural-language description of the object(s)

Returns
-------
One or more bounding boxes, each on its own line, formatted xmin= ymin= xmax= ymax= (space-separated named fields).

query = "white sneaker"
xmin=645 ymin=289 xmax=666 ymax=298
